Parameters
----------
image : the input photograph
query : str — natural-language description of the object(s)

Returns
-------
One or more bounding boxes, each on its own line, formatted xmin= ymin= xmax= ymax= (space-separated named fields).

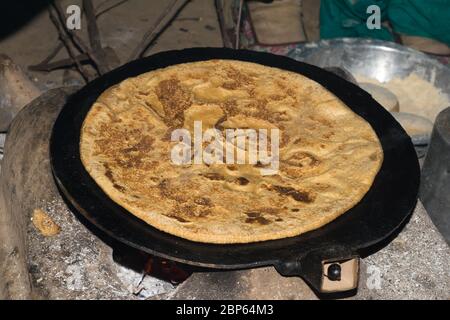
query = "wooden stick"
xmin=33 ymin=0 xmax=126 ymax=73
xmin=48 ymin=7 xmax=91 ymax=81
xmin=29 ymin=53 xmax=91 ymax=72
xmin=214 ymin=0 xmax=232 ymax=48
xmin=128 ymin=0 xmax=190 ymax=61
xmin=83 ymin=0 xmax=109 ymax=73
xmin=95 ymin=0 xmax=129 ymax=18
xmin=83 ymin=0 xmax=102 ymax=53
xmin=51 ymin=0 xmax=106 ymax=75
xmin=235 ymin=0 xmax=244 ymax=49
xmin=32 ymin=42 xmax=64 ymax=68
xmin=29 ymin=47 xmax=118 ymax=72
xmin=28 ymin=41 xmax=64 ymax=72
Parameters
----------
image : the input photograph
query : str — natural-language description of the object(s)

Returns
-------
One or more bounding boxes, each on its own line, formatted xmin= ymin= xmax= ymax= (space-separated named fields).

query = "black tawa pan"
xmin=50 ymin=48 xmax=420 ymax=294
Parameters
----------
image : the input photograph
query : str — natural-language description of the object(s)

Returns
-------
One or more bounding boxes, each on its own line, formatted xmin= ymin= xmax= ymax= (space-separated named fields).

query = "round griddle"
xmin=50 ymin=48 xmax=420 ymax=293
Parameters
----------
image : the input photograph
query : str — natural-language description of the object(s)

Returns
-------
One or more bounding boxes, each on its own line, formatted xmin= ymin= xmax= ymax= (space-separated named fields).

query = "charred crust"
xmin=156 ymin=78 xmax=192 ymax=126
xmin=201 ymin=173 xmax=225 ymax=181
xmin=194 ymin=197 xmax=212 ymax=206
xmin=271 ymin=185 xmax=315 ymax=203
xmin=244 ymin=211 xmax=271 ymax=225
xmin=236 ymin=177 xmax=250 ymax=185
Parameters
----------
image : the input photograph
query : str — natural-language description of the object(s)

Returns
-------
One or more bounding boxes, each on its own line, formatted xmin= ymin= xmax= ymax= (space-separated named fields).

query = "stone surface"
xmin=164 ymin=267 xmax=317 ymax=300
xmin=0 ymin=88 xmax=77 ymax=299
xmin=357 ymin=202 xmax=449 ymax=300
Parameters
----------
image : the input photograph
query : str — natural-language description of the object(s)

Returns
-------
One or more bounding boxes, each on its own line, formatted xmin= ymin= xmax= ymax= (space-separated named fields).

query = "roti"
xmin=80 ymin=60 xmax=383 ymax=244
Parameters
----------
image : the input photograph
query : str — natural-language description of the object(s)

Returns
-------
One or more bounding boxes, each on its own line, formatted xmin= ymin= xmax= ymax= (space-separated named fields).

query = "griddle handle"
xmin=275 ymin=247 xmax=360 ymax=294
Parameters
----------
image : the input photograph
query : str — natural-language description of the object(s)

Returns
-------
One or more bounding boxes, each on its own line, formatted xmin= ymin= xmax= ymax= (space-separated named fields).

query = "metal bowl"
xmin=292 ymin=38 xmax=450 ymax=108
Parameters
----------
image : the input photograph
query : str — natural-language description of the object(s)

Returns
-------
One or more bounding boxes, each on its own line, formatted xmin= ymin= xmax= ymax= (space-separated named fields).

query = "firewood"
xmin=0 ymin=55 xmax=41 ymax=132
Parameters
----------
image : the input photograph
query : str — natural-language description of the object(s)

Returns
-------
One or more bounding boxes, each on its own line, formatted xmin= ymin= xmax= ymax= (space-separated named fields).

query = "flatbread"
xmin=80 ymin=60 xmax=383 ymax=244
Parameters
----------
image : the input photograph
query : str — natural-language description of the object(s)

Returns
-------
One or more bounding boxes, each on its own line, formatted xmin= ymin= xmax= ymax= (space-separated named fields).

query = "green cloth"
xmin=388 ymin=0 xmax=450 ymax=46
xmin=320 ymin=0 xmax=394 ymax=41
xmin=320 ymin=0 xmax=450 ymax=46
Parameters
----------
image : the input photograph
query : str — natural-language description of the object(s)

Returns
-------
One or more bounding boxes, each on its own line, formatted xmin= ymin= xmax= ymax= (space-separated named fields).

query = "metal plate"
xmin=294 ymin=38 xmax=450 ymax=99
xmin=50 ymin=47 xmax=420 ymax=271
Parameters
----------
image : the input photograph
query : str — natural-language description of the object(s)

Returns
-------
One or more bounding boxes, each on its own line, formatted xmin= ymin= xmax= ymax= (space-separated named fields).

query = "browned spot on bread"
xmin=273 ymin=111 xmax=290 ymax=122
xmin=156 ymin=78 xmax=192 ymax=126
xmin=280 ymin=132 xmax=290 ymax=147
xmin=222 ymin=82 xmax=239 ymax=90
xmin=123 ymin=136 xmax=154 ymax=153
xmin=158 ymin=179 xmax=171 ymax=194
xmin=95 ymin=125 xmax=156 ymax=170
xmin=158 ymin=179 xmax=189 ymax=203
xmin=104 ymin=163 xmax=114 ymax=182
xmin=245 ymin=211 xmax=260 ymax=218
xmin=244 ymin=212 xmax=271 ymax=225
xmin=113 ymin=183 xmax=126 ymax=192
xmin=223 ymin=99 xmax=239 ymax=116
xmin=271 ymin=185 xmax=315 ymax=203
xmin=214 ymin=113 xmax=228 ymax=130
xmin=236 ymin=177 xmax=250 ymax=185
xmin=245 ymin=216 xmax=271 ymax=225
xmin=276 ymin=79 xmax=286 ymax=88
xmin=201 ymin=172 xmax=225 ymax=181
xmin=167 ymin=215 xmax=190 ymax=223
xmin=270 ymin=94 xmax=284 ymax=101
xmin=177 ymin=203 xmax=211 ymax=219
xmin=259 ymin=207 xmax=280 ymax=215
xmin=286 ymin=152 xmax=320 ymax=168
xmin=286 ymin=88 xmax=296 ymax=98
xmin=194 ymin=197 xmax=212 ymax=206
xmin=166 ymin=201 xmax=212 ymax=224
xmin=255 ymin=161 xmax=265 ymax=168
xmin=226 ymin=67 xmax=254 ymax=86
xmin=322 ymin=131 xmax=335 ymax=139
xmin=103 ymin=163 xmax=126 ymax=191
xmin=312 ymin=115 xmax=333 ymax=127
xmin=369 ymin=153 xmax=378 ymax=161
